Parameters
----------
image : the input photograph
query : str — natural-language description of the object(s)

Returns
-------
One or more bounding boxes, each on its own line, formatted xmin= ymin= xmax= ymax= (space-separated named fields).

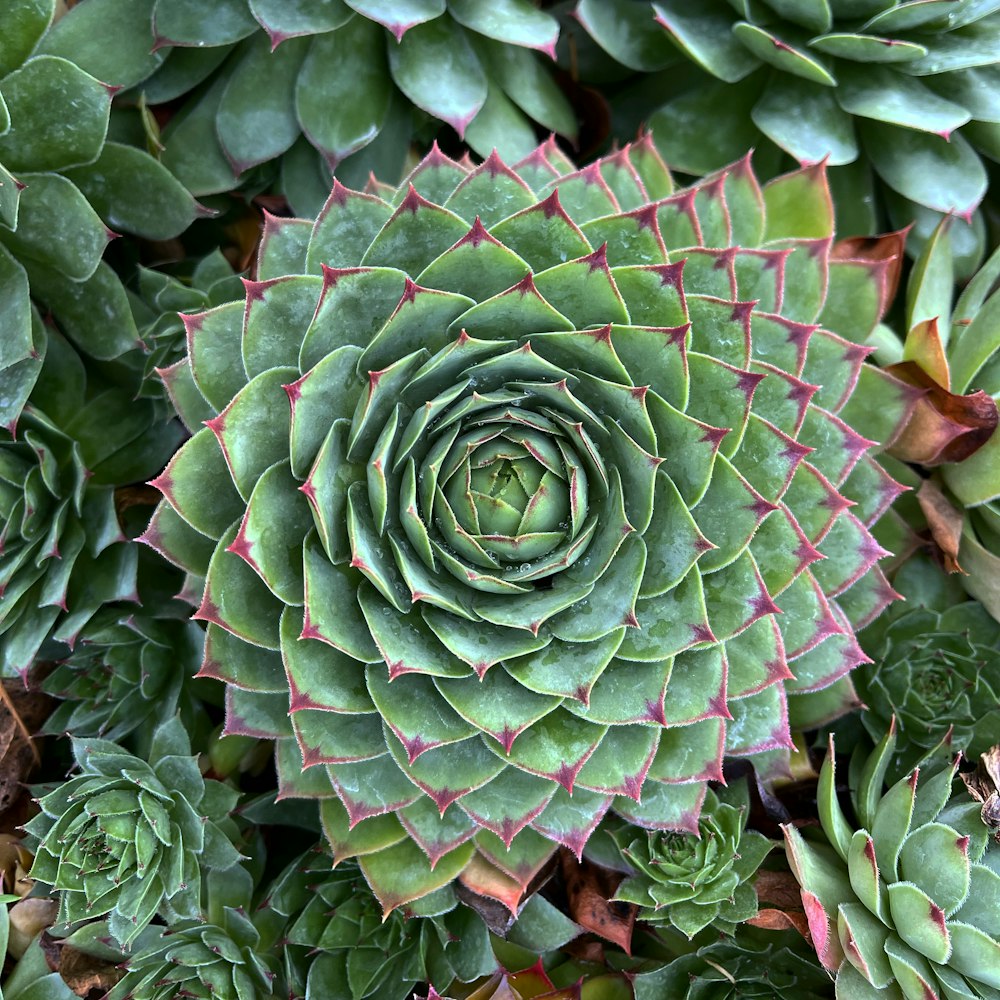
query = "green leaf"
xmin=217 ymin=32 xmax=307 ymax=173
xmin=64 ymin=142 xmax=203 ymax=240
xmin=208 ymin=366 xmax=296 ymax=500
xmin=358 ymin=837 xmax=475 ymax=914
xmin=836 ymin=65 xmax=970 ymax=135
xmin=860 ymin=119 xmax=987 ymax=214
xmin=296 ymin=16 xmax=390 ymax=166
xmin=152 ymin=0 xmax=258 ymax=46
xmin=464 ymin=83 xmax=537 ymax=162
xmin=36 ymin=0 xmax=164 ymax=89
xmin=248 ymin=0 xmax=352 ymax=40
xmin=388 ymin=15 xmax=487 ymax=136
xmin=0 ymin=173 xmax=109 ymax=280
xmin=0 ymin=55 xmax=111 ymax=172
xmin=449 ymin=0 xmax=558 ymax=55
xmin=481 ymin=39 xmax=576 ymax=139
xmin=160 ymin=70 xmax=240 ymax=197
xmin=197 ymin=524 xmax=283 ymax=649
xmin=0 ymin=0 xmax=53 ymax=78
xmin=0 ymin=161 xmax=21 ymax=230
xmin=732 ymin=22 xmax=836 ymax=85
xmin=651 ymin=0 xmax=761 ymax=82
xmin=648 ymin=75 xmax=764 ymax=175
xmin=763 ymin=163 xmax=833 ymax=240
xmin=752 ymin=75 xmax=858 ymax=165
xmin=811 ymin=31 xmax=926 ymax=63
xmin=576 ymin=0 xmax=679 ymax=73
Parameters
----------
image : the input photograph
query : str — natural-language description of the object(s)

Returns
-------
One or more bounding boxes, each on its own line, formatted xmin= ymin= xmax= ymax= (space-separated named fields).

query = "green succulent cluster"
xmin=1 ymin=0 xmax=207 ymax=413
xmin=39 ymin=549 xmax=208 ymax=749
xmin=26 ymin=718 xmax=242 ymax=947
xmin=145 ymin=134 xmax=915 ymax=909
xmin=608 ymin=785 xmax=773 ymax=938
xmin=106 ymin=905 xmax=276 ymax=1000
xmin=44 ymin=0 xmax=576 ymax=216
xmin=573 ymin=0 xmax=1000 ymax=268
xmin=857 ymin=554 xmax=1000 ymax=777
xmin=632 ymin=928 xmax=831 ymax=1000
xmin=0 ymin=327 xmax=182 ymax=678
xmin=268 ymin=848 xmax=495 ymax=1000
xmin=127 ymin=249 xmax=244 ymax=406
xmin=784 ymin=727 xmax=1000 ymax=998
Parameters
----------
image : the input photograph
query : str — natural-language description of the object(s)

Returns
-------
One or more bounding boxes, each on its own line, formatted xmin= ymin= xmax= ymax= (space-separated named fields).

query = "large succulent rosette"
xmin=145 ymin=136 xmax=914 ymax=909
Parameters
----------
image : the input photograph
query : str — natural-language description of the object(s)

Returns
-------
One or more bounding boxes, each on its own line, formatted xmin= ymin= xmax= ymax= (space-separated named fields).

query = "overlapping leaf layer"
xmin=44 ymin=0 xmax=575 ymax=215
xmin=146 ymin=137 xmax=914 ymax=909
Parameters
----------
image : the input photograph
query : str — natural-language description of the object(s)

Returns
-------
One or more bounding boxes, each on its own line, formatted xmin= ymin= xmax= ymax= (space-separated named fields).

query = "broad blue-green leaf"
xmin=64 ymin=142 xmax=203 ymax=240
xmin=36 ymin=0 xmax=164 ymax=88
xmin=388 ymin=15 xmax=487 ymax=136
xmin=296 ymin=16 xmax=391 ymax=166
xmin=0 ymin=55 xmax=111 ymax=172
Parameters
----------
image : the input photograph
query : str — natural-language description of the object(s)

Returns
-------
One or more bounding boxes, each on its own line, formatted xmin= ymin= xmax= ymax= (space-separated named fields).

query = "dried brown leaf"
xmin=59 ymin=943 xmax=125 ymax=998
xmin=559 ymin=850 xmax=635 ymax=954
xmin=887 ymin=360 xmax=999 ymax=466
xmin=916 ymin=479 xmax=966 ymax=574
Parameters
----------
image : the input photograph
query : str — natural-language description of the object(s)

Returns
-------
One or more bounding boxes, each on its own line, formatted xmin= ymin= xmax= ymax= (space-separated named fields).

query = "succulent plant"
xmin=783 ymin=726 xmax=1000 ymax=998
xmin=105 ymin=890 xmax=277 ymax=1000
xmin=268 ymin=847 xmax=496 ymax=1000
xmin=607 ymin=784 xmax=773 ymax=938
xmin=857 ymin=553 xmax=1000 ymax=777
xmin=872 ymin=218 xmax=1000 ymax=623
xmin=144 ymin=135 xmax=914 ymax=911
xmin=0 ymin=326 xmax=183 ymax=678
xmin=631 ymin=927 xmax=831 ymax=1000
xmin=39 ymin=548 xmax=209 ymax=750
xmin=126 ymin=250 xmax=244 ymax=408
xmin=0 ymin=0 xmax=208 ymax=422
xmin=25 ymin=717 xmax=242 ymax=947
xmin=570 ymin=0 xmax=1000 ymax=270
xmin=43 ymin=0 xmax=577 ymax=217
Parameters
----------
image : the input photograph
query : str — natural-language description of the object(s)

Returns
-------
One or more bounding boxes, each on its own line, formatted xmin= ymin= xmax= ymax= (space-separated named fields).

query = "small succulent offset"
xmin=573 ymin=0 xmax=998 ymax=267
xmin=857 ymin=554 xmax=1000 ymax=777
xmin=44 ymin=0 xmax=576 ymax=215
xmin=268 ymin=848 xmax=495 ymax=1000
xmin=25 ymin=717 xmax=242 ymax=947
xmin=146 ymin=134 xmax=915 ymax=909
xmin=609 ymin=785 xmax=773 ymax=938
xmin=0 ymin=328 xmax=183 ymax=678
xmin=783 ymin=727 xmax=1000 ymax=998
xmin=0 ymin=0 xmax=207 ymax=405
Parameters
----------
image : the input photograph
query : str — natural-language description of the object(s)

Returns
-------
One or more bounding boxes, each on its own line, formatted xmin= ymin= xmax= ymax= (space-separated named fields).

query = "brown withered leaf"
xmin=832 ymin=227 xmax=908 ymax=312
xmin=749 ymin=908 xmax=811 ymax=937
xmin=0 ymin=679 xmax=53 ymax=820
xmin=748 ymin=869 xmax=811 ymax=940
xmin=559 ymin=850 xmax=636 ymax=954
xmin=961 ymin=744 xmax=1000 ymax=838
xmin=59 ymin=943 xmax=125 ymax=998
xmin=916 ymin=479 xmax=966 ymax=574
xmin=887 ymin=360 xmax=999 ymax=466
